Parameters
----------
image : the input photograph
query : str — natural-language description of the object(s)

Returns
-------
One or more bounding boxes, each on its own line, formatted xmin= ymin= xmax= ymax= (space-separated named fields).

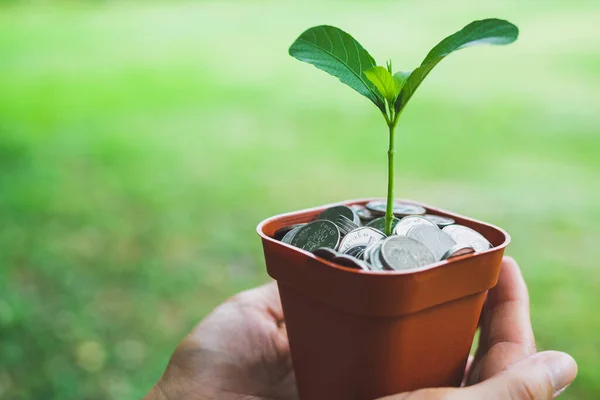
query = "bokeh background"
xmin=1 ymin=1 xmax=599 ymax=399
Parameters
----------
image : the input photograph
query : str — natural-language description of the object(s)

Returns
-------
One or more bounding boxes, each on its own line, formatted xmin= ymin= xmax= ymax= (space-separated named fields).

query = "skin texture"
xmin=145 ymin=257 xmax=577 ymax=400
xmin=145 ymin=282 xmax=296 ymax=400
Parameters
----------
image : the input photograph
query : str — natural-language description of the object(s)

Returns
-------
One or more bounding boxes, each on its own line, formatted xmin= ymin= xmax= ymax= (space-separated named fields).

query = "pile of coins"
xmin=274 ymin=201 xmax=493 ymax=271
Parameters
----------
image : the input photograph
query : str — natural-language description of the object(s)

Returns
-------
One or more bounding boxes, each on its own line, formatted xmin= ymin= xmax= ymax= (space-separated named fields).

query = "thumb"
xmin=466 ymin=351 xmax=577 ymax=399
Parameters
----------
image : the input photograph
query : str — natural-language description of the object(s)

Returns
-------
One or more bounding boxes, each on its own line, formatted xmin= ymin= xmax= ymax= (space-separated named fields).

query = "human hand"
xmin=377 ymin=257 xmax=578 ymax=400
xmin=145 ymin=257 xmax=577 ymax=400
xmin=144 ymin=282 xmax=297 ymax=400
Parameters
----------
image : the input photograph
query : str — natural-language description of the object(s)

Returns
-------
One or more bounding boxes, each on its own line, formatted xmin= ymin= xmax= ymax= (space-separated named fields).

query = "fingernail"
xmin=553 ymin=384 xmax=570 ymax=399
xmin=544 ymin=352 xmax=577 ymax=396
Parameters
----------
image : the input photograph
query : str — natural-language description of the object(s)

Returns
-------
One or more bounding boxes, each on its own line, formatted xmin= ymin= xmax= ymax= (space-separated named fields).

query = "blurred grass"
xmin=0 ymin=1 xmax=599 ymax=399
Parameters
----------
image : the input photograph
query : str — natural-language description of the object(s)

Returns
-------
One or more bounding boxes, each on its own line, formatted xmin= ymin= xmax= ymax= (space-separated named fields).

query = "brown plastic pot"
xmin=257 ymin=198 xmax=510 ymax=400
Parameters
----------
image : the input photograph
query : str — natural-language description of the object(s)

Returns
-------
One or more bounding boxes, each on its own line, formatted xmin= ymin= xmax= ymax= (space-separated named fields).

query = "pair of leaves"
xmin=289 ymin=19 xmax=518 ymax=116
xmin=363 ymin=67 xmax=410 ymax=105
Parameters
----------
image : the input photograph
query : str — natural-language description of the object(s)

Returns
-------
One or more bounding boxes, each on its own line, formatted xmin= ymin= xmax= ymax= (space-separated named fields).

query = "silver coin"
xmin=380 ymin=236 xmax=436 ymax=271
xmin=317 ymin=205 xmax=360 ymax=226
xmin=336 ymin=214 xmax=360 ymax=235
xmin=366 ymin=216 xmax=401 ymax=233
xmin=369 ymin=243 xmax=387 ymax=271
xmin=362 ymin=241 xmax=376 ymax=263
xmin=312 ymin=247 xmax=339 ymax=261
xmin=442 ymin=244 xmax=476 ymax=260
xmin=357 ymin=210 xmax=377 ymax=222
xmin=281 ymin=226 xmax=303 ymax=244
xmin=349 ymin=204 xmax=363 ymax=212
xmin=423 ymin=214 xmax=455 ymax=228
xmin=290 ymin=220 xmax=340 ymax=252
xmin=338 ymin=227 xmax=386 ymax=253
xmin=332 ymin=254 xmax=370 ymax=271
xmin=394 ymin=216 xmax=437 ymax=236
xmin=355 ymin=249 xmax=366 ymax=260
xmin=343 ymin=245 xmax=366 ymax=259
xmin=442 ymin=225 xmax=492 ymax=252
xmin=365 ymin=200 xmax=426 ymax=217
xmin=274 ymin=223 xmax=306 ymax=241
xmin=352 ymin=205 xmax=377 ymax=223
xmin=406 ymin=224 xmax=457 ymax=261
xmin=362 ymin=240 xmax=383 ymax=266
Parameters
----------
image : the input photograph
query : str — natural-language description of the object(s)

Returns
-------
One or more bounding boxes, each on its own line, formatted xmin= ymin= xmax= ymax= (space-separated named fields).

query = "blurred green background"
xmin=1 ymin=1 xmax=599 ymax=399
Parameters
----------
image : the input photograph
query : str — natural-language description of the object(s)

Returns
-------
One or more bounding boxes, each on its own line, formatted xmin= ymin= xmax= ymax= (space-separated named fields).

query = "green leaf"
xmin=392 ymin=71 xmax=411 ymax=92
xmin=365 ymin=66 xmax=398 ymax=103
xmin=289 ymin=25 xmax=385 ymax=111
xmin=395 ymin=18 xmax=518 ymax=112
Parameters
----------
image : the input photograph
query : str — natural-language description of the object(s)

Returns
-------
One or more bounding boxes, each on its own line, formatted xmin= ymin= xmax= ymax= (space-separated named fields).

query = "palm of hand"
xmin=156 ymin=283 xmax=297 ymax=400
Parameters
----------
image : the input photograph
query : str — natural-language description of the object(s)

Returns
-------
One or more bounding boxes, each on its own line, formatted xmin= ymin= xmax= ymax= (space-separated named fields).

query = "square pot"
xmin=257 ymin=198 xmax=510 ymax=400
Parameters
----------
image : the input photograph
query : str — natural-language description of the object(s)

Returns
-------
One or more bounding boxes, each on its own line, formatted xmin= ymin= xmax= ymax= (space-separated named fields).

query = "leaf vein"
xmin=337 ymin=31 xmax=348 ymax=63
xmin=296 ymin=37 xmax=381 ymax=105
xmin=321 ymin=26 xmax=334 ymax=52
xmin=353 ymin=40 xmax=362 ymax=76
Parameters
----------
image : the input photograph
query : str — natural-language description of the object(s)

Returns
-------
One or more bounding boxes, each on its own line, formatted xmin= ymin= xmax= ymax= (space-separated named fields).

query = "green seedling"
xmin=289 ymin=19 xmax=518 ymax=235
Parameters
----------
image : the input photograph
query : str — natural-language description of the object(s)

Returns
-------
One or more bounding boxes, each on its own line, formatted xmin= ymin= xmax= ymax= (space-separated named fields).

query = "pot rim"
xmin=257 ymin=197 xmax=510 ymax=276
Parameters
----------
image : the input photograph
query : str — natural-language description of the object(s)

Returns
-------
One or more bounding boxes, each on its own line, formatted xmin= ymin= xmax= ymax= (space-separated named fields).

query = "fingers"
xmin=374 ymin=387 xmax=461 ymax=400
xmin=485 ymin=257 xmax=534 ymax=350
xmin=377 ymin=352 xmax=577 ymax=400
xmin=469 ymin=257 xmax=536 ymax=383
xmin=467 ymin=351 xmax=578 ymax=400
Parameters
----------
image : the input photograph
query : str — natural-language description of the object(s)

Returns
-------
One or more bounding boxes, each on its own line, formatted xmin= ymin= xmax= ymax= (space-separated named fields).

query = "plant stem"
xmin=384 ymin=121 xmax=396 ymax=236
